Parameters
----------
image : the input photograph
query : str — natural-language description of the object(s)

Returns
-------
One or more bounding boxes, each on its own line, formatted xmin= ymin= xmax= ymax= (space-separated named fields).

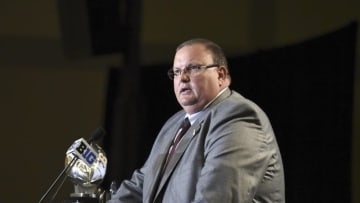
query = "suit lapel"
xmin=152 ymin=88 xmax=232 ymax=201
xmin=154 ymin=120 xmax=202 ymax=199
xmin=147 ymin=122 xmax=181 ymax=202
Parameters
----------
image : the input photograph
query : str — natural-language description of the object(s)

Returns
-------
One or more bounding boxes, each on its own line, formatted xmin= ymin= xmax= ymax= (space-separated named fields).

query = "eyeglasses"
xmin=167 ymin=64 xmax=219 ymax=80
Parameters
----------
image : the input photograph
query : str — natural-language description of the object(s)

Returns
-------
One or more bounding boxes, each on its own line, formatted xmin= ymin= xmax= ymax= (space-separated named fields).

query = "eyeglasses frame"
xmin=167 ymin=64 xmax=219 ymax=80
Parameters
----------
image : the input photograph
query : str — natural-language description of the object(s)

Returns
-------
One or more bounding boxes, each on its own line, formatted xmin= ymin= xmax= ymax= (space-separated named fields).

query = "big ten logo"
xmin=76 ymin=140 xmax=98 ymax=165
xmin=98 ymin=153 xmax=107 ymax=167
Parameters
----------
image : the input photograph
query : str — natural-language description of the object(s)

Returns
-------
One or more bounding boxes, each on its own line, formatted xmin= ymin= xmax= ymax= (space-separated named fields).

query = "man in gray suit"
xmin=108 ymin=39 xmax=285 ymax=203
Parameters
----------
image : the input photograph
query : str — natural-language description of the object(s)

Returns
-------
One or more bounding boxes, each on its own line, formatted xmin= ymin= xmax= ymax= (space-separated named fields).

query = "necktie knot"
xmin=180 ymin=117 xmax=191 ymax=132
xmin=171 ymin=117 xmax=190 ymax=145
xmin=163 ymin=117 xmax=191 ymax=170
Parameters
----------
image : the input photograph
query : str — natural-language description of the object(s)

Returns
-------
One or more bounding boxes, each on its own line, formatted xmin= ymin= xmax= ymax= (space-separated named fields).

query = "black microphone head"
xmin=88 ymin=127 xmax=106 ymax=143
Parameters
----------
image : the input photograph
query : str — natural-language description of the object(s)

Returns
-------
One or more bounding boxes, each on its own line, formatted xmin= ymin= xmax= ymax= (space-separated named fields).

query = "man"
xmin=108 ymin=38 xmax=285 ymax=203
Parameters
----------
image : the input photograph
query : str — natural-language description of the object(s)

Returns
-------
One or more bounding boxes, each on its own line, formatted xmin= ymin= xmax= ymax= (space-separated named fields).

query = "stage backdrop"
xmin=104 ymin=22 xmax=356 ymax=203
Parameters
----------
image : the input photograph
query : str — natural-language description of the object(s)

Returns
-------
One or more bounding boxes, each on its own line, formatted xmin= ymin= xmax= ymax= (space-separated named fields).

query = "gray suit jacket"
xmin=108 ymin=89 xmax=285 ymax=203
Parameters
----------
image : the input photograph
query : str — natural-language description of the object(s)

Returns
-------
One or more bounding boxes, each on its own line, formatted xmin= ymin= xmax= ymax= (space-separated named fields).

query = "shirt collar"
xmin=203 ymin=87 xmax=228 ymax=110
xmin=185 ymin=87 xmax=229 ymax=124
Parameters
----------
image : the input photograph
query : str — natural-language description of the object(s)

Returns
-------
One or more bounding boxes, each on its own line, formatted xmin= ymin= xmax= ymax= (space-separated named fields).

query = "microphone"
xmin=38 ymin=127 xmax=106 ymax=203
xmin=88 ymin=127 xmax=106 ymax=143
xmin=66 ymin=127 xmax=106 ymax=167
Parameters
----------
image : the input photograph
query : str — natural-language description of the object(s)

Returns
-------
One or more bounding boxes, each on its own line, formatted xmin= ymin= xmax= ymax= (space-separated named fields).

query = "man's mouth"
xmin=180 ymin=87 xmax=191 ymax=94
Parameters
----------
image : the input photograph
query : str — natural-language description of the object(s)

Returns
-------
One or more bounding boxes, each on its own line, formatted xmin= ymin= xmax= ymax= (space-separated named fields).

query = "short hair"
xmin=176 ymin=38 xmax=229 ymax=70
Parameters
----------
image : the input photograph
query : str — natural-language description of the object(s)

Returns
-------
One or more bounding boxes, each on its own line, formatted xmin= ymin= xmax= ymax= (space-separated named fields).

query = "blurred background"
xmin=0 ymin=0 xmax=359 ymax=202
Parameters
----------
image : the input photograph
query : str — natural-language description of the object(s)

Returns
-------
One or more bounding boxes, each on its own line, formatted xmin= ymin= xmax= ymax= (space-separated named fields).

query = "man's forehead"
xmin=174 ymin=45 xmax=213 ymax=65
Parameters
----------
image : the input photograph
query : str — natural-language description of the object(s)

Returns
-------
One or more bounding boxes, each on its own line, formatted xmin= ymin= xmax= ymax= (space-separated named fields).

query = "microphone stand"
xmin=38 ymin=156 xmax=79 ymax=203
xmin=39 ymin=127 xmax=106 ymax=203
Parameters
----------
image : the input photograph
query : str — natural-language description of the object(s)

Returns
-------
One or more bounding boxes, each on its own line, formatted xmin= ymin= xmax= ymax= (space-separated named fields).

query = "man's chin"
xmin=179 ymin=99 xmax=195 ymax=107
xmin=181 ymin=104 xmax=202 ymax=114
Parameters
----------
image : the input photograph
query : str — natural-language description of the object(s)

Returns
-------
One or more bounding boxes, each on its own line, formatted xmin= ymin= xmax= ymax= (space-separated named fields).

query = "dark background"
xmin=104 ymin=16 xmax=356 ymax=202
xmin=0 ymin=0 xmax=359 ymax=203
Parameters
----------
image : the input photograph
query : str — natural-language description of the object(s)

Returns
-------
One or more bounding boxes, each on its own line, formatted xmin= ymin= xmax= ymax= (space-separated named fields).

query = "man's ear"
xmin=217 ymin=66 xmax=228 ymax=80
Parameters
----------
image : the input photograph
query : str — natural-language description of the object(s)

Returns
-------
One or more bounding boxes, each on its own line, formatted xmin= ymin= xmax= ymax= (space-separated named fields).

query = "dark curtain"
xmin=104 ymin=22 xmax=357 ymax=202
xmin=230 ymin=22 xmax=356 ymax=202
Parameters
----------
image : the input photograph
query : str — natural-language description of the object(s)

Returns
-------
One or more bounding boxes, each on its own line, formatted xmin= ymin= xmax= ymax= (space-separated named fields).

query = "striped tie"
xmin=163 ymin=117 xmax=191 ymax=169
